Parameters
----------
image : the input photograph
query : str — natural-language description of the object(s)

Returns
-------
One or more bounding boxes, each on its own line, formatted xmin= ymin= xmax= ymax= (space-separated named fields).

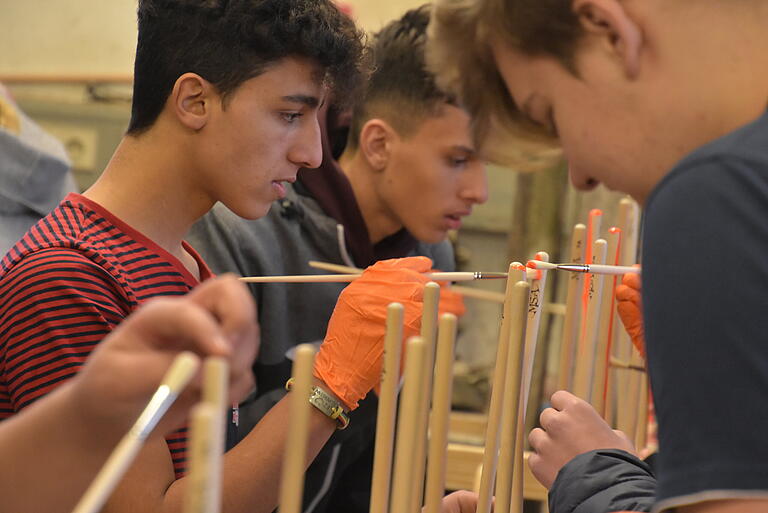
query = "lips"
xmin=444 ymin=210 xmax=471 ymax=230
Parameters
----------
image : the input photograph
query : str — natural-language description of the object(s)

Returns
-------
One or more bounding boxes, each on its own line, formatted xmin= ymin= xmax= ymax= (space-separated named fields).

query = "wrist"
xmin=312 ymin=377 xmax=346 ymax=411
xmin=286 ymin=377 xmax=350 ymax=430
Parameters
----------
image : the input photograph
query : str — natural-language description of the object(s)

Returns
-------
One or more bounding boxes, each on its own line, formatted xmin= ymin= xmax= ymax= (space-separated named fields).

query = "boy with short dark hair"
xmin=188 ymin=6 xmax=486 ymax=511
xmin=0 ymin=2 xmax=434 ymax=513
xmin=429 ymin=0 xmax=768 ymax=512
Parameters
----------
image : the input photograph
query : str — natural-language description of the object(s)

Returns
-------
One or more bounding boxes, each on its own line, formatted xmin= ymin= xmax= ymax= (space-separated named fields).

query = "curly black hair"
xmin=346 ymin=4 xmax=454 ymax=149
xmin=127 ymin=0 xmax=367 ymax=135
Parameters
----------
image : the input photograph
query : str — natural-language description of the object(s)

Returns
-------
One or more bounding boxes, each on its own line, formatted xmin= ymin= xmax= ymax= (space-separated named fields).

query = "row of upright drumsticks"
xmin=72 ymin=195 xmax=647 ymax=513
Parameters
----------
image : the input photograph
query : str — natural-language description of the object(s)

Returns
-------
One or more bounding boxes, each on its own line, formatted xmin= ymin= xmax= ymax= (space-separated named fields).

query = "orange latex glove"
xmin=615 ymin=271 xmax=645 ymax=358
xmin=314 ymin=257 xmax=461 ymax=410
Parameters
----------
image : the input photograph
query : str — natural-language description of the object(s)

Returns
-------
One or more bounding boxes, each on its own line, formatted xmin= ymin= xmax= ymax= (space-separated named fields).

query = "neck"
xmin=656 ymin=1 xmax=768 ymax=125
xmin=337 ymin=148 xmax=402 ymax=244
xmin=84 ymin=126 xmax=213 ymax=266
xmin=629 ymin=0 xmax=768 ymax=203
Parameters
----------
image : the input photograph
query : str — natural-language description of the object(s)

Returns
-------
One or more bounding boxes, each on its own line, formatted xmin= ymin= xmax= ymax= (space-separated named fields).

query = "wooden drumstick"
xmin=390 ymin=336 xmax=428 ymax=513
xmin=512 ymin=251 xmax=550 ymax=513
xmin=369 ymin=303 xmax=404 ymax=513
xmin=73 ymin=352 xmax=200 ymax=513
xmin=592 ymin=228 xmax=621 ymax=416
xmin=615 ymin=197 xmax=642 ymax=434
xmin=278 ymin=344 xmax=316 ymax=513
xmin=572 ymin=239 xmax=608 ymax=401
xmin=183 ymin=357 xmax=230 ymax=513
xmin=475 ymin=262 xmax=526 ymax=513
xmin=494 ymin=281 xmax=531 ymax=513
xmin=423 ymin=313 xmax=459 ymax=513
xmin=410 ymin=283 xmax=441 ymax=511
xmin=557 ymin=224 xmax=586 ymax=391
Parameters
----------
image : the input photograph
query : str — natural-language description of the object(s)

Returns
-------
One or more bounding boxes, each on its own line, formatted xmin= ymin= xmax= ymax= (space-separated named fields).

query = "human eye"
xmin=447 ymin=155 xmax=469 ymax=168
xmin=280 ymin=111 xmax=303 ymax=124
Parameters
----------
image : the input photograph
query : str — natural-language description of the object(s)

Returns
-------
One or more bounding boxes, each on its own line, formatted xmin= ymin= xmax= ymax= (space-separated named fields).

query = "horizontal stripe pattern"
xmin=0 ymin=194 xmax=212 ymax=479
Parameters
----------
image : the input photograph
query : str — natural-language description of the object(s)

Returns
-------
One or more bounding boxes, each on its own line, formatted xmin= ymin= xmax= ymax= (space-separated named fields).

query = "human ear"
xmin=359 ymin=119 xmax=395 ymax=171
xmin=171 ymin=73 xmax=215 ymax=131
xmin=573 ymin=0 xmax=643 ymax=79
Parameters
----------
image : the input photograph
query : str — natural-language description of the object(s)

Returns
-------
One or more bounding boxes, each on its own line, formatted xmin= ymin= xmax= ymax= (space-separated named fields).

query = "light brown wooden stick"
xmin=522 ymin=251 xmax=550 ymax=409
xmin=240 ymin=272 xmax=507 ymax=284
xmin=369 ymin=303 xmax=404 ymax=513
xmin=183 ymin=403 xmax=219 ymax=513
xmin=592 ymin=229 xmax=621 ymax=416
xmin=390 ymin=336 xmax=428 ymax=513
xmin=557 ymin=224 xmax=586 ymax=391
xmin=410 ymin=283 xmax=442 ymax=512
xmin=73 ymin=353 xmax=200 ymax=513
xmin=475 ymin=263 xmax=524 ymax=513
xmin=635 ymin=369 xmax=649 ymax=452
xmin=423 ymin=314 xmax=458 ymax=513
xmin=494 ymin=282 xmax=531 ymax=513
xmin=509 ymin=418 xmax=526 ymax=513
xmin=572 ymin=240 xmax=608 ymax=401
xmin=513 ymin=252 xmax=550 ymax=513
xmin=307 ymin=260 xmax=359 ymax=274
xmin=183 ymin=357 xmax=230 ymax=513
xmin=615 ymin=197 xmax=642 ymax=433
xmin=307 ymin=260 xmax=534 ymax=297
xmin=278 ymin=344 xmax=316 ymax=513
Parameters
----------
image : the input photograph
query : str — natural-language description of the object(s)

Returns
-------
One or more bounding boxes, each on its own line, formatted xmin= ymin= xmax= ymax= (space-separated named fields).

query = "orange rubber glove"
xmin=314 ymin=257 xmax=463 ymax=410
xmin=615 ymin=271 xmax=645 ymax=358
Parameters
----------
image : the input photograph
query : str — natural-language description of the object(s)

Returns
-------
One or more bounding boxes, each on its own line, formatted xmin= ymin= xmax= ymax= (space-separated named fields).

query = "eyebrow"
xmin=451 ymin=145 xmax=477 ymax=156
xmin=281 ymin=94 xmax=323 ymax=108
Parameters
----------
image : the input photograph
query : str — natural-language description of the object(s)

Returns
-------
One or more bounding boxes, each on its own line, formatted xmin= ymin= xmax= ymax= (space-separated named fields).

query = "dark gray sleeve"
xmin=414 ymin=239 xmax=456 ymax=272
xmin=549 ymin=449 xmax=656 ymax=513
xmin=186 ymin=203 xmax=254 ymax=276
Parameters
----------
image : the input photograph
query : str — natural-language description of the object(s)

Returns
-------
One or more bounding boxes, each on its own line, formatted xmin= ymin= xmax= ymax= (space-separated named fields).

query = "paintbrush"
xmin=527 ymin=260 xmax=640 ymax=276
xmin=239 ymin=271 xmax=509 ymax=284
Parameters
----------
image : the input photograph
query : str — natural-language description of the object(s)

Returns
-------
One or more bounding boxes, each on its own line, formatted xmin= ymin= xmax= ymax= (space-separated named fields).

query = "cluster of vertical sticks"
xmin=72 ymin=198 xmax=647 ymax=513
xmin=556 ymin=198 xmax=648 ymax=449
xmin=71 ymin=353 xmax=230 ymax=513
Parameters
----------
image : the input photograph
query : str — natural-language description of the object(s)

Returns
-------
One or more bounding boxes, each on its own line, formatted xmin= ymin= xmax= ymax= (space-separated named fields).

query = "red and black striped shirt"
xmin=0 ymin=193 xmax=212 ymax=478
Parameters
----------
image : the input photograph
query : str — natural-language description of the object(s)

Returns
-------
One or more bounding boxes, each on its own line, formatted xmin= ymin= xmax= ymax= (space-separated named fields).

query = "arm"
xmin=104 ymin=257 xmax=438 ymax=513
xmin=680 ymin=500 xmax=768 ymax=513
xmin=642 ymin=160 xmax=768 ymax=510
xmin=0 ymin=276 xmax=257 ymax=513
xmin=528 ymin=391 xmax=656 ymax=513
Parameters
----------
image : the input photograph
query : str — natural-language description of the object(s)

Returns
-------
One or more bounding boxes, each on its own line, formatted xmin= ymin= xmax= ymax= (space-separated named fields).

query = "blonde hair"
xmin=427 ymin=0 xmax=578 ymax=168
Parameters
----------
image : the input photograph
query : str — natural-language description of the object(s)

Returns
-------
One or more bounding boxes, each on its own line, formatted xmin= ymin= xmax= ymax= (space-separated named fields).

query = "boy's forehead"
xmin=249 ymin=56 xmax=327 ymax=97
xmin=409 ymin=104 xmax=476 ymax=149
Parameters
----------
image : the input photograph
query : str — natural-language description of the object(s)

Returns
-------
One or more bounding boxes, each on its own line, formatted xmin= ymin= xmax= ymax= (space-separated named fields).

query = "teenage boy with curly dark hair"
xmin=0 ymin=2 xmax=412 ymax=513
xmin=188 ymin=6 xmax=486 ymax=512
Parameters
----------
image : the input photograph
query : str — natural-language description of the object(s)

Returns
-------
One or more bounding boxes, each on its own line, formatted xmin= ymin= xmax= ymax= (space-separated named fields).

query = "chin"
xmin=226 ymin=199 xmax=273 ymax=221
xmin=413 ymin=228 xmax=447 ymax=245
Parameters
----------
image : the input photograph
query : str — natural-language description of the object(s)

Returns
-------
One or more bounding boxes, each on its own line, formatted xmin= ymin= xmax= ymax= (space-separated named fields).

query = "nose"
xmin=569 ymin=165 xmax=600 ymax=191
xmin=288 ymin=116 xmax=323 ymax=169
xmin=459 ymin=161 xmax=489 ymax=205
